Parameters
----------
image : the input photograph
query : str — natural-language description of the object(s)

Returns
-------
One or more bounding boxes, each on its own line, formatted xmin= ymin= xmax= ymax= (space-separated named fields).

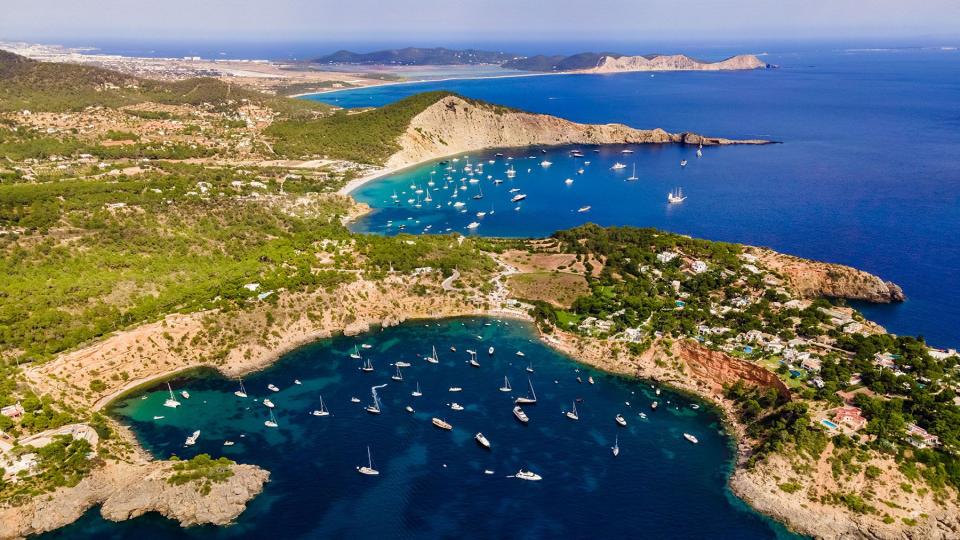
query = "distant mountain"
xmin=504 ymin=52 xmax=769 ymax=73
xmin=502 ymin=52 xmax=622 ymax=72
xmin=313 ymin=47 xmax=517 ymax=66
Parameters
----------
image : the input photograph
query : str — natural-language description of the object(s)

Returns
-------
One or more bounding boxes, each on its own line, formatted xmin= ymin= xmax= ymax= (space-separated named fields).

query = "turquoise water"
xmin=309 ymin=48 xmax=960 ymax=348
xmin=44 ymin=318 xmax=801 ymax=539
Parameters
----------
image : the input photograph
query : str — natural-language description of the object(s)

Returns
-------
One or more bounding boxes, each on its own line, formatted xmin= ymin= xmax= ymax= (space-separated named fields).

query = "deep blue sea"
xmin=44 ymin=318 xmax=800 ymax=539
xmin=307 ymin=48 xmax=960 ymax=348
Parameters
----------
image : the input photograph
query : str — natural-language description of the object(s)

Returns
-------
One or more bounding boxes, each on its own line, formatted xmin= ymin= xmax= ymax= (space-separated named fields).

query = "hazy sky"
xmin=2 ymin=0 xmax=958 ymax=44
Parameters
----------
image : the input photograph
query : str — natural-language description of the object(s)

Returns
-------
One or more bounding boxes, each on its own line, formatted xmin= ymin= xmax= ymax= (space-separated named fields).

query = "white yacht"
xmin=588 ymin=376 xmax=594 ymax=385
xmin=612 ymin=435 xmax=620 ymax=457
xmin=667 ymin=188 xmax=687 ymax=204
xmin=680 ymin=159 xmax=688 ymax=167
xmin=564 ymin=178 xmax=574 ymax=185
xmin=263 ymin=398 xmax=275 ymax=408
xmin=475 ymin=432 xmax=491 ymax=449
xmin=611 ymin=162 xmax=627 ymax=170
xmin=577 ymin=206 xmax=591 ymax=213
xmin=432 ymin=417 xmax=453 ymax=430
xmin=488 ymin=346 xmax=494 ymax=355
xmin=180 ymin=390 xmax=191 ymax=400
xmin=163 ymin=383 xmax=181 ymax=408
xmin=267 ymin=384 xmax=280 ymax=392
xmin=223 ymin=440 xmax=235 ymax=447
xmin=293 ymin=379 xmax=302 ymax=385
xmin=184 ymin=430 xmax=200 ymax=446
xmin=395 ymin=361 xmax=411 ymax=368
xmin=448 ymin=387 xmax=463 ymax=392
xmin=565 ymin=401 xmax=579 ymax=421
xmin=510 ymin=193 xmax=527 ymax=203
xmin=540 ymin=160 xmax=552 ymax=167
xmin=467 ymin=221 xmax=480 ymax=230
xmin=405 ymin=405 xmax=414 ymax=413
xmin=684 ymin=433 xmax=699 ymax=444
xmin=450 ymin=402 xmax=464 ymax=411
xmin=515 ymin=470 xmax=542 ymax=481
xmin=615 ymin=414 xmax=627 ymax=427
xmin=513 ymin=405 xmax=530 ymax=424
xmin=357 ymin=446 xmax=379 ymax=476
xmin=499 ymin=376 xmax=512 ymax=392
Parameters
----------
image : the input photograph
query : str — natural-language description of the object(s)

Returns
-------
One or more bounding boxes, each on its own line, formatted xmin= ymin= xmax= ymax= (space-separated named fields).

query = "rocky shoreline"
xmin=0 ymin=460 xmax=268 ymax=539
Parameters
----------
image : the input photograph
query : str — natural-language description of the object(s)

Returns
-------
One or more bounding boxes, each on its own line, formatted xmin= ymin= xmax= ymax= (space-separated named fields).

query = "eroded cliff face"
xmin=385 ymin=95 xmax=770 ymax=168
xmin=587 ymin=54 xmax=769 ymax=73
xmin=675 ymin=341 xmax=791 ymax=399
xmin=751 ymin=248 xmax=906 ymax=303
xmin=0 ymin=461 xmax=268 ymax=539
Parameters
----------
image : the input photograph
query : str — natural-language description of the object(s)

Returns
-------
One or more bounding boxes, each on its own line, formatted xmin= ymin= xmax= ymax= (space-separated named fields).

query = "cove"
xmin=43 ymin=317 xmax=802 ymax=539
xmin=311 ymin=48 xmax=960 ymax=348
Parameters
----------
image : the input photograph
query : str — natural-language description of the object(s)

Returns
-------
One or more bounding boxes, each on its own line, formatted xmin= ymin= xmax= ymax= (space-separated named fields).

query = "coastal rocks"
xmin=751 ymin=248 xmax=906 ymax=303
xmin=0 ymin=461 xmax=268 ymax=539
xmin=385 ymin=95 xmax=771 ymax=169
xmin=586 ymin=53 xmax=769 ymax=73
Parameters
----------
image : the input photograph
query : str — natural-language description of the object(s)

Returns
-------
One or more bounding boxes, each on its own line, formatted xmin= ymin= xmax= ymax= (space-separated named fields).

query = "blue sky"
xmin=2 ymin=0 xmax=958 ymax=44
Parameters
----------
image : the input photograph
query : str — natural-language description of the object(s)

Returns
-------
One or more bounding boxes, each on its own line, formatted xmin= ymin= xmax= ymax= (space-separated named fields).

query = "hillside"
xmin=268 ymin=92 xmax=768 ymax=166
xmin=313 ymin=47 xmax=516 ymax=65
xmin=383 ymin=94 xmax=770 ymax=168
xmin=505 ymin=52 xmax=769 ymax=72
xmin=0 ymin=50 xmax=326 ymax=116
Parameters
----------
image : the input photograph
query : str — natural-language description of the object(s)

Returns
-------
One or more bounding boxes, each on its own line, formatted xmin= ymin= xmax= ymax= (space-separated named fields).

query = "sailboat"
xmin=350 ymin=345 xmax=362 ymax=360
xmin=412 ymin=382 xmax=422 ymax=397
xmin=696 ymin=143 xmax=703 ymax=158
xmin=234 ymin=378 xmax=248 ymax=398
xmin=667 ymin=187 xmax=687 ymax=204
xmin=526 ymin=362 xmax=534 ymax=373
xmin=365 ymin=384 xmax=386 ymax=415
xmin=499 ymin=376 xmax=512 ymax=392
xmin=357 ymin=445 xmax=379 ymax=475
xmin=515 ymin=378 xmax=537 ymax=404
xmin=391 ymin=365 xmax=403 ymax=381
xmin=424 ymin=187 xmax=432 ymax=202
xmin=468 ymin=350 xmax=480 ymax=367
xmin=626 ymin=163 xmax=638 ymax=181
xmin=265 ymin=409 xmax=278 ymax=428
xmin=565 ymin=401 xmax=579 ymax=421
xmin=163 ymin=383 xmax=181 ymax=408
xmin=360 ymin=358 xmax=374 ymax=372
xmin=612 ymin=435 xmax=620 ymax=457
xmin=426 ymin=346 xmax=440 ymax=364
xmin=472 ymin=185 xmax=483 ymax=200
xmin=311 ymin=395 xmax=330 ymax=417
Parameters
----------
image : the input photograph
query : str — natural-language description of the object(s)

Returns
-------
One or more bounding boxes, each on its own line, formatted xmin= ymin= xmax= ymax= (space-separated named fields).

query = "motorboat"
xmin=475 ymin=432 xmax=491 ymax=449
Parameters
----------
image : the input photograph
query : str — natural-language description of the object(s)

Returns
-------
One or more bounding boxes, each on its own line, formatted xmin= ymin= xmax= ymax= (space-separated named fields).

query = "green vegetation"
xmin=0 ymin=435 xmax=95 ymax=506
xmin=0 ymin=50 xmax=327 ymax=118
xmin=168 ymin=454 xmax=235 ymax=495
xmin=266 ymin=91 xmax=452 ymax=163
xmin=267 ymin=91 xmax=515 ymax=164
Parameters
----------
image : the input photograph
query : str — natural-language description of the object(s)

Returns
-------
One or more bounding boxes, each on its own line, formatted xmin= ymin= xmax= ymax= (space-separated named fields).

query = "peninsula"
xmin=0 ymin=50 xmax=957 ymax=540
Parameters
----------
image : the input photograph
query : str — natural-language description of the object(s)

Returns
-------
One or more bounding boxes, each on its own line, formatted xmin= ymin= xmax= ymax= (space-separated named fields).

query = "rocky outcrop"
xmin=385 ymin=95 xmax=770 ymax=169
xmin=676 ymin=341 xmax=791 ymax=399
xmin=0 ymin=461 xmax=268 ymax=539
xmin=731 ymin=451 xmax=960 ymax=540
xmin=586 ymin=54 xmax=769 ymax=73
xmin=751 ymin=248 xmax=905 ymax=303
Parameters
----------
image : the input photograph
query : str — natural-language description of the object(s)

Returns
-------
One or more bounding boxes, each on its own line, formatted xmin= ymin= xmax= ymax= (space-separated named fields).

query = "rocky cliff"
xmin=385 ymin=95 xmax=770 ymax=169
xmin=751 ymin=248 xmax=906 ymax=303
xmin=0 ymin=461 xmax=268 ymax=539
xmin=586 ymin=54 xmax=769 ymax=73
xmin=676 ymin=341 xmax=791 ymax=399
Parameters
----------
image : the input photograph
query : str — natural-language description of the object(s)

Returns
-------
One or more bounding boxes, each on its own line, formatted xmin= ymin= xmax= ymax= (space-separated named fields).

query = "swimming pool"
xmin=821 ymin=419 xmax=838 ymax=430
